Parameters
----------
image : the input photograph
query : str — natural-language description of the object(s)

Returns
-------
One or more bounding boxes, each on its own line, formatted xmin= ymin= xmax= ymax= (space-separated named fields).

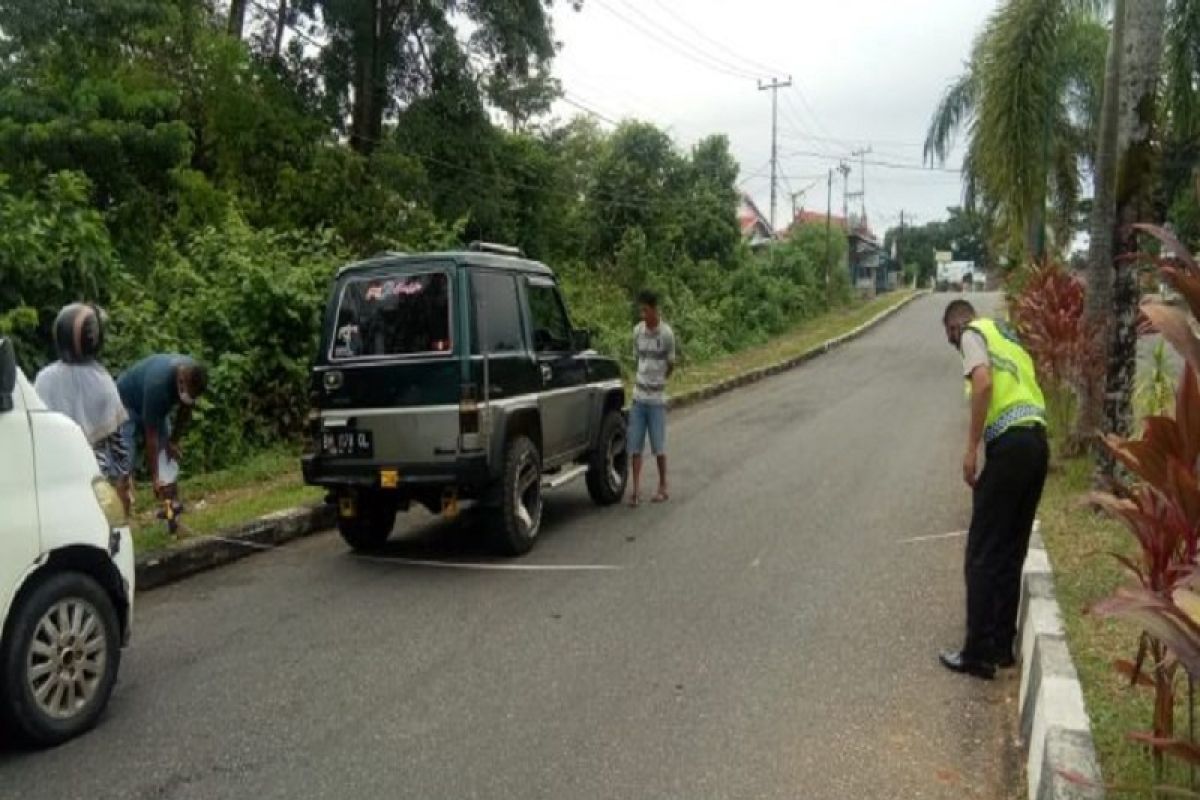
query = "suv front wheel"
xmin=337 ymin=491 xmax=397 ymax=552
xmin=495 ymin=436 xmax=543 ymax=556
xmin=0 ymin=571 xmax=122 ymax=747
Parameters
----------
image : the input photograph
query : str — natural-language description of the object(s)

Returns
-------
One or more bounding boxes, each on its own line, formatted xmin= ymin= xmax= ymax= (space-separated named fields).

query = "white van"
xmin=0 ymin=338 xmax=134 ymax=747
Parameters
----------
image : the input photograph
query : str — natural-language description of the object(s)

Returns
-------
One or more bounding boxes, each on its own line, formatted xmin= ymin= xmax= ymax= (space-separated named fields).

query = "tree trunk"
xmin=272 ymin=0 xmax=287 ymax=60
xmin=1078 ymin=0 xmax=1124 ymax=450
xmin=350 ymin=0 xmax=391 ymax=155
xmin=350 ymin=0 xmax=381 ymax=154
xmin=1097 ymin=0 xmax=1167 ymax=478
xmin=228 ymin=0 xmax=248 ymax=39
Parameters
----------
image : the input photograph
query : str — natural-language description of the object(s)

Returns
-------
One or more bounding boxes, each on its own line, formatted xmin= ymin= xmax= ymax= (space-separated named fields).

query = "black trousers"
xmin=963 ymin=425 xmax=1049 ymax=663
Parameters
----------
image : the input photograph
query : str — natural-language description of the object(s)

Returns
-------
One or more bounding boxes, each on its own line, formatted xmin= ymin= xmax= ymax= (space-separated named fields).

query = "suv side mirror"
xmin=571 ymin=329 xmax=592 ymax=352
xmin=0 ymin=338 xmax=16 ymax=413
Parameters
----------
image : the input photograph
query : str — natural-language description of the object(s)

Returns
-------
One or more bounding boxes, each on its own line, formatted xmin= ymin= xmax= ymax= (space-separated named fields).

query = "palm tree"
xmin=924 ymin=0 xmax=1108 ymax=261
xmin=1080 ymin=0 xmax=1168 ymax=475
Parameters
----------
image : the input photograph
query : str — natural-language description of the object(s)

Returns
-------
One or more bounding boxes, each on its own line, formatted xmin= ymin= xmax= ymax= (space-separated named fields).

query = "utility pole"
xmin=844 ymin=147 xmax=870 ymax=229
xmin=838 ymin=161 xmax=851 ymax=228
xmin=789 ymin=182 xmax=817 ymax=226
xmin=758 ymin=77 xmax=793 ymax=233
xmin=825 ymin=168 xmax=834 ymax=301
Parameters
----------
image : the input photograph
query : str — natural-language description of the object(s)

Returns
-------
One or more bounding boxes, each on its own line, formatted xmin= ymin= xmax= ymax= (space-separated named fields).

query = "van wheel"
xmin=337 ymin=493 xmax=396 ymax=552
xmin=495 ymin=436 xmax=542 ymax=556
xmin=0 ymin=572 xmax=121 ymax=747
xmin=587 ymin=410 xmax=628 ymax=506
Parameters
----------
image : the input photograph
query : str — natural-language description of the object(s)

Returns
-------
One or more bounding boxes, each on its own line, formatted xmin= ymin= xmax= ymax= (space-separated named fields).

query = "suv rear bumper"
xmin=301 ymin=453 xmax=491 ymax=491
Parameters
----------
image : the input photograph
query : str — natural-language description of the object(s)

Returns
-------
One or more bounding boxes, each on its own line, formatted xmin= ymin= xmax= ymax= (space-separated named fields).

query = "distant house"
xmin=737 ymin=194 xmax=774 ymax=249
xmin=781 ymin=209 xmax=848 ymax=238
xmin=848 ymin=227 xmax=903 ymax=296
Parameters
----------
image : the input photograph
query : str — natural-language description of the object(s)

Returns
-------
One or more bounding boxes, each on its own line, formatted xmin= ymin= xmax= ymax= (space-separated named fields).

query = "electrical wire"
xmin=647 ymin=0 xmax=788 ymax=79
xmin=590 ymin=0 xmax=757 ymax=82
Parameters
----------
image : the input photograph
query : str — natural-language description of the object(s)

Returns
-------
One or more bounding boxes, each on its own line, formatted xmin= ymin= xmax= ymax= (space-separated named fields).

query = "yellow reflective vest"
xmin=965 ymin=318 xmax=1046 ymax=443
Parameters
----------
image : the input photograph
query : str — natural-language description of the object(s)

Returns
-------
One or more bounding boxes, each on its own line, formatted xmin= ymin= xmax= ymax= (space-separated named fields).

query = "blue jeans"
xmin=627 ymin=401 xmax=667 ymax=456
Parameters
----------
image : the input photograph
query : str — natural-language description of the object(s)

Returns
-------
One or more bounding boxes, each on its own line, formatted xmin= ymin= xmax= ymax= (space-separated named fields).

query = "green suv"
xmin=302 ymin=244 xmax=628 ymax=555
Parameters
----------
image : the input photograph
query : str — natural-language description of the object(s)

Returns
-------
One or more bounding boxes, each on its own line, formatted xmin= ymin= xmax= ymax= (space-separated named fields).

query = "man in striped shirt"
xmin=628 ymin=290 xmax=677 ymax=506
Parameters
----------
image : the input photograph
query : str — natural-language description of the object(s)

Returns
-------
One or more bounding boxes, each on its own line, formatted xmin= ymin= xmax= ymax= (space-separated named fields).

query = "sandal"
xmin=628 ymin=494 xmax=641 ymax=508
xmin=652 ymin=491 xmax=670 ymax=504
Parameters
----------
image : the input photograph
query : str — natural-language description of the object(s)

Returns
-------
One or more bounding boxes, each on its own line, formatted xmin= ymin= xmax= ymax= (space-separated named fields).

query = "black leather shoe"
xmin=938 ymin=650 xmax=996 ymax=680
xmin=997 ymin=654 xmax=1017 ymax=669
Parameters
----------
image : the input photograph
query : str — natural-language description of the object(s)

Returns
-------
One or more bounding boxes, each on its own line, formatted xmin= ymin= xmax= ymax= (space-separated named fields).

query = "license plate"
xmin=322 ymin=429 xmax=373 ymax=458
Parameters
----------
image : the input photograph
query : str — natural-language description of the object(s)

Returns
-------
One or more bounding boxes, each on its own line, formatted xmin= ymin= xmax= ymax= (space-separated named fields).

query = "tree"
xmin=302 ymin=0 xmax=563 ymax=154
xmin=924 ymin=0 xmax=1107 ymax=260
xmin=1094 ymin=0 xmax=1166 ymax=474
xmin=584 ymin=121 xmax=686 ymax=274
xmin=228 ymin=0 xmax=248 ymax=38
xmin=882 ymin=207 xmax=989 ymax=285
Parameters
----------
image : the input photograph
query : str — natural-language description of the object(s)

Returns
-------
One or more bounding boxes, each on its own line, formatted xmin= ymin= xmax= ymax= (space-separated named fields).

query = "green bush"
xmin=105 ymin=213 xmax=346 ymax=470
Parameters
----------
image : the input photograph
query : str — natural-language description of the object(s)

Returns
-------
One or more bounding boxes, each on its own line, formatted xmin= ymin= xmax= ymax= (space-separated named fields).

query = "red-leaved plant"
xmin=1009 ymin=262 xmax=1105 ymax=455
xmin=1089 ymin=225 xmax=1200 ymax=791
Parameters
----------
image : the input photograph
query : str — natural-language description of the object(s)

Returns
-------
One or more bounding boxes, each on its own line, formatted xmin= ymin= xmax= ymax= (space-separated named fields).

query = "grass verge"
xmin=669 ymin=290 xmax=915 ymax=397
xmin=1039 ymin=457 xmax=1190 ymax=790
xmin=131 ymin=290 xmax=916 ymax=557
xmin=130 ymin=448 xmax=320 ymax=553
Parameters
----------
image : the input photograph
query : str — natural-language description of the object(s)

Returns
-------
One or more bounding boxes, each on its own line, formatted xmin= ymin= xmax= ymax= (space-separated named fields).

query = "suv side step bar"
xmin=543 ymin=464 xmax=588 ymax=490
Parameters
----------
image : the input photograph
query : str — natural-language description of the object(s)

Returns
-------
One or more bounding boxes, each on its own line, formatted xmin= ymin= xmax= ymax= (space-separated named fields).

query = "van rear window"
xmin=330 ymin=272 xmax=452 ymax=359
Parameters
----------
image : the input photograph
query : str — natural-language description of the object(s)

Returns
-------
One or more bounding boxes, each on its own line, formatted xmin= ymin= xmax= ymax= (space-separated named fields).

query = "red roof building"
xmin=737 ymin=193 xmax=774 ymax=248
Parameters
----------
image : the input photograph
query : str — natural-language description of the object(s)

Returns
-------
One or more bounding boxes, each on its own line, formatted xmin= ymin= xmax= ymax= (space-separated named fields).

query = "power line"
xmin=559 ymin=94 xmax=621 ymax=127
xmin=783 ymin=149 xmax=964 ymax=174
xmin=590 ymin=0 xmax=757 ymax=82
xmin=647 ymin=0 xmax=788 ymax=78
xmin=777 ymin=129 xmax=926 ymax=151
xmin=610 ymin=0 xmax=765 ymax=80
xmin=787 ymin=83 xmax=840 ymax=145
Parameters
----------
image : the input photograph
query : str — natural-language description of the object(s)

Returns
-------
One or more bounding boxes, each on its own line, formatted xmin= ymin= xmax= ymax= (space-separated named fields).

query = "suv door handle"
xmin=540 ymin=364 xmax=553 ymax=384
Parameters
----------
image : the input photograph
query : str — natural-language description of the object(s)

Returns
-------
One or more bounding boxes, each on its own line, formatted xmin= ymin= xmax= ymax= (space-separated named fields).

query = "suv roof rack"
xmin=468 ymin=241 xmax=525 ymax=258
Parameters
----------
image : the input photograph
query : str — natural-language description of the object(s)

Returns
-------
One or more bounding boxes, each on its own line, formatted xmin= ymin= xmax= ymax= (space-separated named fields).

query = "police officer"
xmin=940 ymin=299 xmax=1049 ymax=680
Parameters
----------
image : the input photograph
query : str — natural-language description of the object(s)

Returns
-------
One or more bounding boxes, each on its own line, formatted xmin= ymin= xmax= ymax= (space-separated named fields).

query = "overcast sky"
xmin=548 ymin=0 xmax=996 ymax=236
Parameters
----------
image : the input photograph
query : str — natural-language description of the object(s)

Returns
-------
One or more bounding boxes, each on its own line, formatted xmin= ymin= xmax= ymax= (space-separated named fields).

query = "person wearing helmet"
xmin=116 ymin=354 xmax=208 ymax=497
xmin=34 ymin=303 xmax=132 ymax=514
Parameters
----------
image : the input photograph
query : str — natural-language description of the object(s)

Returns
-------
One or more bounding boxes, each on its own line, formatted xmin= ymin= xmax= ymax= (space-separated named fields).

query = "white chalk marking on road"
xmin=354 ymin=556 xmax=622 ymax=572
xmin=898 ymin=530 xmax=967 ymax=544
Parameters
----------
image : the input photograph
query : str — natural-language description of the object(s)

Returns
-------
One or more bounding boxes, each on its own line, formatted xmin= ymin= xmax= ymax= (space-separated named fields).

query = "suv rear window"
xmin=330 ymin=272 xmax=452 ymax=359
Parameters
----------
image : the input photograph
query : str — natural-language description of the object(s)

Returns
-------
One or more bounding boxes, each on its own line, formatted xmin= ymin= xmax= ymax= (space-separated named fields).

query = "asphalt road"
xmin=1 ymin=293 xmax=1021 ymax=800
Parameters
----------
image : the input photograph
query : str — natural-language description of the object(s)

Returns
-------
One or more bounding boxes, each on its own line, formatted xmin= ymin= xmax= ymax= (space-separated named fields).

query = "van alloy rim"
xmin=515 ymin=452 xmax=542 ymax=535
xmin=27 ymin=599 xmax=107 ymax=720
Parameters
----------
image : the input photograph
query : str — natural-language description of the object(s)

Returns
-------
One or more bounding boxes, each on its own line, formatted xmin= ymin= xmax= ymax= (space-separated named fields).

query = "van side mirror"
xmin=0 ymin=338 xmax=16 ymax=413
xmin=571 ymin=329 xmax=592 ymax=352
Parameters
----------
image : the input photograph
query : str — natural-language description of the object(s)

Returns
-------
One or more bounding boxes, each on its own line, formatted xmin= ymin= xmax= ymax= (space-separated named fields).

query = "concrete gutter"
xmin=668 ymin=290 xmax=928 ymax=412
xmin=1018 ymin=525 xmax=1104 ymax=799
xmin=136 ymin=503 xmax=335 ymax=591
xmin=135 ymin=291 xmax=926 ymax=591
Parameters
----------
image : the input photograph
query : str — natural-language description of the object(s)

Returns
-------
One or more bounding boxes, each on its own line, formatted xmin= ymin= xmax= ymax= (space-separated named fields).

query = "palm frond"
xmin=975 ymin=0 xmax=1075 ymax=250
xmin=1056 ymin=11 xmax=1110 ymax=153
xmin=1166 ymin=0 xmax=1200 ymax=140
xmin=924 ymin=70 xmax=978 ymax=165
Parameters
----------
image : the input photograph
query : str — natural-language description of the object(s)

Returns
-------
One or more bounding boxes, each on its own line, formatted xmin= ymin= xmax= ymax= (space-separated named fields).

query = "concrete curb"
xmin=1018 ymin=524 xmax=1104 ymax=799
xmin=135 ymin=503 xmax=335 ymax=592
xmin=667 ymin=290 xmax=929 ymax=412
xmin=133 ymin=292 xmax=926 ymax=592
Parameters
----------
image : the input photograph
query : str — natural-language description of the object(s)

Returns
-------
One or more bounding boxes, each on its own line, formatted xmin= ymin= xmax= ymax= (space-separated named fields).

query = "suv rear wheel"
xmin=495 ymin=436 xmax=543 ymax=556
xmin=587 ymin=409 xmax=628 ymax=506
xmin=337 ymin=492 xmax=396 ymax=552
xmin=0 ymin=572 xmax=121 ymax=747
